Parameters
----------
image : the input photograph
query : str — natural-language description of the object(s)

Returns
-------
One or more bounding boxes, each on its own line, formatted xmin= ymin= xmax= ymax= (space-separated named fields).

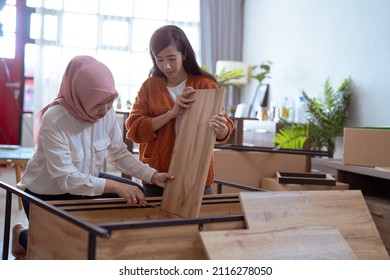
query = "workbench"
xmin=1 ymin=180 xmax=388 ymax=260
xmin=0 ymin=145 xmax=35 ymax=209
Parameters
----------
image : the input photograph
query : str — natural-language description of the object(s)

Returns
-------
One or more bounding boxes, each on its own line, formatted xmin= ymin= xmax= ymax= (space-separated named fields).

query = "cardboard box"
xmin=260 ymin=177 xmax=349 ymax=191
xmin=343 ymin=127 xmax=390 ymax=168
xmin=213 ymin=149 xmax=311 ymax=192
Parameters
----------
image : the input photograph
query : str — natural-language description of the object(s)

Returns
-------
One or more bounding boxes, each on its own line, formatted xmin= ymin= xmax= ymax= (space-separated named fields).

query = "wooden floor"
xmin=0 ymin=166 xmax=29 ymax=260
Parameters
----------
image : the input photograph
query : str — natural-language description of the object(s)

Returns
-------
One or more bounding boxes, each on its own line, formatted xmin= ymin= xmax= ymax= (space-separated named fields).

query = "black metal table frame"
xmin=1 ymin=180 xmax=258 ymax=260
xmin=1 ymin=145 xmax=326 ymax=259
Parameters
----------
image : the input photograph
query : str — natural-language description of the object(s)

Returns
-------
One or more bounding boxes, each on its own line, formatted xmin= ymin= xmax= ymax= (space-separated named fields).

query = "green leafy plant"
xmin=274 ymin=76 xmax=353 ymax=157
xmin=273 ymin=123 xmax=310 ymax=149
xmin=250 ymin=60 xmax=272 ymax=85
xmin=202 ymin=60 xmax=272 ymax=87
xmin=201 ymin=65 xmax=245 ymax=87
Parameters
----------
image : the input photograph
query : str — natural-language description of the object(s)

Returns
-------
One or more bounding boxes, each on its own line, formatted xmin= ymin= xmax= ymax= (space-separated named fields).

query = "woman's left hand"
xmin=151 ymin=172 xmax=174 ymax=188
xmin=209 ymin=111 xmax=229 ymax=140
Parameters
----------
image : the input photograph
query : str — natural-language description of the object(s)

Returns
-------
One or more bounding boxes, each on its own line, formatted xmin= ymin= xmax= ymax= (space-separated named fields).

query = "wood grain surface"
xmin=200 ymin=226 xmax=357 ymax=260
xmin=28 ymin=203 xmax=89 ymax=259
xmin=161 ymin=88 xmax=226 ymax=218
xmin=239 ymin=190 xmax=389 ymax=259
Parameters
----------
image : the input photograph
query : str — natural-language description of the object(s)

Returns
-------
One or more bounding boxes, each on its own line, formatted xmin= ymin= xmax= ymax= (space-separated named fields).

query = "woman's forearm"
xmin=151 ymin=110 xmax=175 ymax=131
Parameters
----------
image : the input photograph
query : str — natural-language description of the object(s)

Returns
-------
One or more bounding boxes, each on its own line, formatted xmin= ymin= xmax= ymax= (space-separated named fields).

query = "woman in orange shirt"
xmin=126 ymin=25 xmax=234 ymax=196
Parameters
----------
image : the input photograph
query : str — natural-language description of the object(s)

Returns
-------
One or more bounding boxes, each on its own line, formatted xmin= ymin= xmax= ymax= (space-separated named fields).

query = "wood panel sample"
xmin=240 ymin=190 xmax=389 ymax=260
xmin=200 ymin=226 xmax=357 ymax=260
xmin=160 ymin=88 xmax=226 ymax=218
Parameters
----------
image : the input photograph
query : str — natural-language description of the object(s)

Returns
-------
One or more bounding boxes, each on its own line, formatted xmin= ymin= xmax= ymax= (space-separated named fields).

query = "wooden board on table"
xmin=160 ymin=88 xmax=226 ymax=218
xmin=200 ymin=226 xmax=357 ymax=260
xmin=240 ymin=190 xmax=389 ymax=260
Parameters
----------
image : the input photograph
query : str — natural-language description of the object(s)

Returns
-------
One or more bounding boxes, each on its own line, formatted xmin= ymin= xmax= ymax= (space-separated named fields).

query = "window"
xmin=0 ymin=0 xmax=16 ymax=58
xmin=26 ymin=0 xmax=200 ymax=110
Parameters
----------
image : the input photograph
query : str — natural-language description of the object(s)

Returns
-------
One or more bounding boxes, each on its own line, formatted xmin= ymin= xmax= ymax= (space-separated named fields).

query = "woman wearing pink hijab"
xmin=12 ymin=56 xmax=173 ymax=259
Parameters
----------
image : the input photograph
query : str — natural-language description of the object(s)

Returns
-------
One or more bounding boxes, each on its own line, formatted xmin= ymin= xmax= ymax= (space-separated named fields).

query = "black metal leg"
xmin=87 ymin=233 xmax=96 ymax=260
xmin=217 ymin=183 xmax=222 ymax=194
xmin=2 ymin=190 xmax=12 ymax=260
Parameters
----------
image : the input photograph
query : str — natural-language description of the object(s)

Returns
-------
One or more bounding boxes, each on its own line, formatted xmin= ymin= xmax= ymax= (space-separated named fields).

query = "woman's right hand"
xmin=105 ymin=179 xmax=146 ymax=206
xmin=171 ymin=86 xmax=195 ymax=117
xmin=151 ymin=87 xmax=196 ymax=131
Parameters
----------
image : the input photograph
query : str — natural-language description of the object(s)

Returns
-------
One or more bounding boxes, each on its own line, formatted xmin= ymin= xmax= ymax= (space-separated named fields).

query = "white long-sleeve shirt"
xmin=17 ymin=105 xmax=156 ymax=196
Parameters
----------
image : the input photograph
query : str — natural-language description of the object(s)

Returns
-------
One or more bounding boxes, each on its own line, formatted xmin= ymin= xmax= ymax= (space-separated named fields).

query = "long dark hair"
xmin=148 ymin=25 xmax=216 ymax=82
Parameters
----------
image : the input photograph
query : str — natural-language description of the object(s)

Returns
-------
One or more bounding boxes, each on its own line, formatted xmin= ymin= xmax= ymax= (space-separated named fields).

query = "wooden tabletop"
xmin=0 ymin=145 xmax=35 ymax=161
xmin=0 ymin=145 xmax=35 ymax=210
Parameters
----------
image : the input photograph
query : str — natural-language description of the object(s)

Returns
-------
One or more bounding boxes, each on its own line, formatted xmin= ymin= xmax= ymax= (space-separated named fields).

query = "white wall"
xmin=242 ymin=0 xmax=390 ymax=126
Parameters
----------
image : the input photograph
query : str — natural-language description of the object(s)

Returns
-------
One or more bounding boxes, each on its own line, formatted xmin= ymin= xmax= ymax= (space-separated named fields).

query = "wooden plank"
xmin=47 ymin=194 xmax=242 ymax=223
xmin=62 ymin=196 xmax=242 ymax=224
xmin=240 ymin=190 xmax=389 ymax=260
xmin=200 ymin=226 xmax=357 ymax=260
xmin=161 ymin=88 xmax=226 ymax=218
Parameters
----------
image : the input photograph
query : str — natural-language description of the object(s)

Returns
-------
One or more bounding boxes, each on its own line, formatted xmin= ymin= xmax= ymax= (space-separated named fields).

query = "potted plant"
xmin=201 ymin=65 xmax=245 ymax=87
xmin=273 ymin=76 xmax=353 ymax=157
xmin=250 ymin=60 xmax=272 ymax=85
xmin=248 ymin=61 xmax=272 ymax=117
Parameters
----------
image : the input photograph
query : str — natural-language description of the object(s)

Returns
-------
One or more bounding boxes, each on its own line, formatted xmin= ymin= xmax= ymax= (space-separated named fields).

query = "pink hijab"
xmin=34 ymin=56 xmax=118 ymax=147
xmin=38 ymin=55 xmax=118 ymax=123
